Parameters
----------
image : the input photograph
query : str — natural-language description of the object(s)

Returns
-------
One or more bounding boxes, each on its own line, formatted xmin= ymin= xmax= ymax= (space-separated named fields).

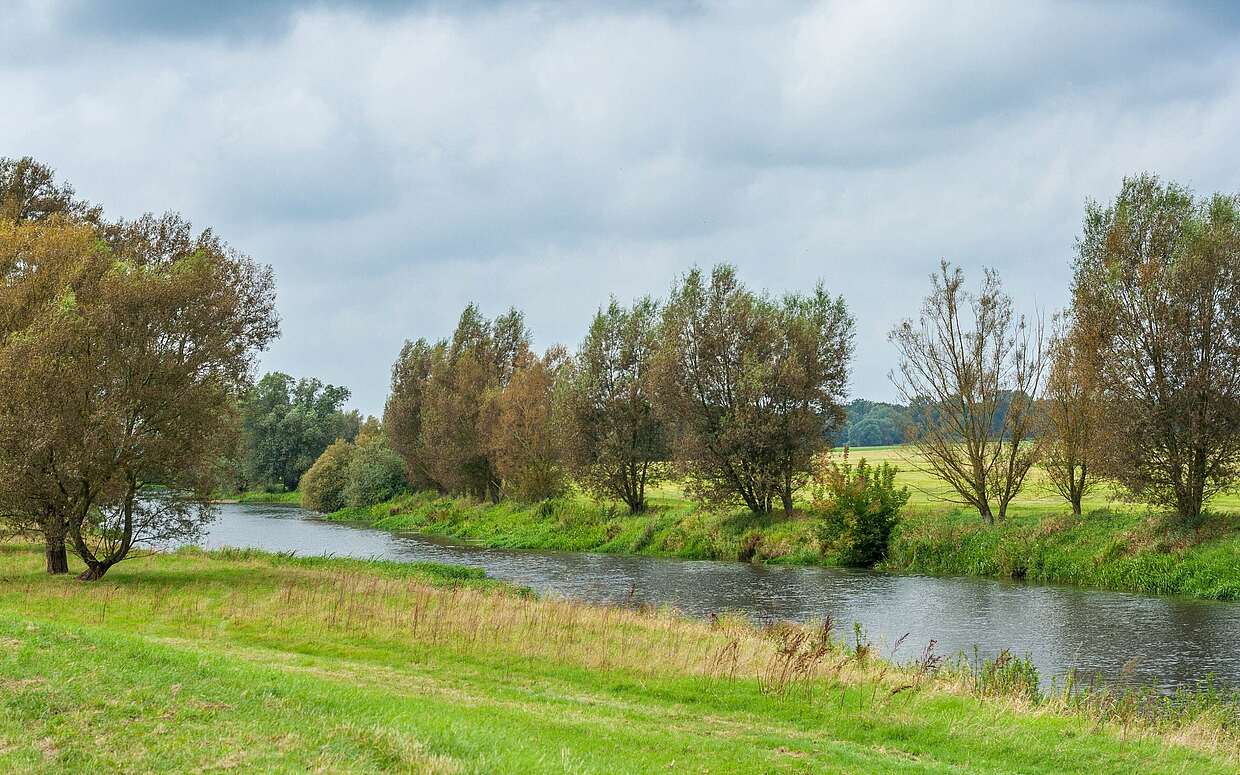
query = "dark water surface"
xmin=199 ymin=502 xmax=1240 ymax=693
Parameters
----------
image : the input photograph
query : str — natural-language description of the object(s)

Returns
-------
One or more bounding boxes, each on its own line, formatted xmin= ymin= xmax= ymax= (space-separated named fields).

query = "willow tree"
xmin=1072 ymin=175 xmax=1240 ymax=526
xmin=558 ymin=297 xmax=667 ymax=513
xmin=384 ymin=338 xmax=445 ymax=492
xmin=0 ymin=213 xmax=278 ymax=579
xmin=890 ymin=261 xmax=1045 ymax=524
xmin=413 ymin=305 xmax=532 ymax=501
xmin=654 ymin=265 xmax=854 ymax=516
xmin=1040 ymin=320 xmax=1103 ymax=515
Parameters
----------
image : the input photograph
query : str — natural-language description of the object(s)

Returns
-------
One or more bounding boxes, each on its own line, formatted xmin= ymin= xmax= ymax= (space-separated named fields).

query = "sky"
xmin=3 ymin=1 xmax=1239 ymax=416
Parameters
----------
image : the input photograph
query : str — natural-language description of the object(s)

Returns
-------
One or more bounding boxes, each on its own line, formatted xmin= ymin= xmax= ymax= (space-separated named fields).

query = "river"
xmin=197 ymin=502 xmax=1240 ymax=693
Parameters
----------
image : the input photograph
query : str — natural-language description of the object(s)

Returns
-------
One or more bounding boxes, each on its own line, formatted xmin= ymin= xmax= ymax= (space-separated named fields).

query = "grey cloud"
xmin=2 ymin=1 xmax=1239 ymax=415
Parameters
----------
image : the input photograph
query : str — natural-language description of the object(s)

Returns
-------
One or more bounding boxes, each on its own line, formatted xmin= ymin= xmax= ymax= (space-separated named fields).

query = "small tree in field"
xmin=890 ymin=261 xmax=1045 ymax=524
xmin=1040 ymin=321 xmax=1103 ymax=515
xmin=1072 ymin=175 xmax=1240 ymax=526
xmin=558 ymin=297 xmax=667 ymax=513
xmin=654 ymin=265 xmax=854 ymax=516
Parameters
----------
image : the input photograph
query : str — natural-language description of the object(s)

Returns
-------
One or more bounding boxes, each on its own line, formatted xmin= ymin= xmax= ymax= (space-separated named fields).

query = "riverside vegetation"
xmin=310 ymin=443 xmax=1240 ymax=601
xmin=0 ymin=542 xmax=1235 ymax=773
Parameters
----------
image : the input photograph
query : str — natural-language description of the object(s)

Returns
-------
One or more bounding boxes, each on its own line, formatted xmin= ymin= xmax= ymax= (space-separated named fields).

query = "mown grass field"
xmin=0 ymin=544 xmax=1234 ymax=773
xmin=319 ymin=445 xmax=1240 ymax=600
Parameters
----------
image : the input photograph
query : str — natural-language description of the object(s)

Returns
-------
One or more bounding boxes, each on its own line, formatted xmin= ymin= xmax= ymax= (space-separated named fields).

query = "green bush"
xmin=343 ymin=434 xmax=407 ymax=508
xmin=812 ymin=453 xmax=910 ymax=566
xmin=300 ymin=439 xmax=356 ymax=513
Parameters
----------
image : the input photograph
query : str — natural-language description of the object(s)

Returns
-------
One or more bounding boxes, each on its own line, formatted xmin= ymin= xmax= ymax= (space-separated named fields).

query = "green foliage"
xmin=974 ymin=650 xmax=1041 ymax=703
xmin=884 ymin=508 xmax=1240 ymax=600
xmin=830 ymin=399 xmax=916 ymax=447
xmin=811 ymin=453 xmax=910 ymax=566
xmin=559 ymin=297 xmax=667 ymax=513
xmin=239 ymin=372 xmax=356 ymax=491
xmin=343 ymin=433 xmax=407 ymax=508
xmin=299 ymin=439 xmax=356 ymax=514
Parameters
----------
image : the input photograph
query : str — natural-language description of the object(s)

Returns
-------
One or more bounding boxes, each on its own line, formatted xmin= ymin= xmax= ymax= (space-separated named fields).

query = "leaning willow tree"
xmin=0 ymin=210 xmax=278 ymax=579
xmin=889 ymin=261 xmax=1045 ymax=524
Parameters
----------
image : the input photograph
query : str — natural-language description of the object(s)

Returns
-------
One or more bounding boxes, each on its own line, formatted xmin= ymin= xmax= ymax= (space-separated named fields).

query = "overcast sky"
xmin=3 ymin=1 xmax=1239 ymax=416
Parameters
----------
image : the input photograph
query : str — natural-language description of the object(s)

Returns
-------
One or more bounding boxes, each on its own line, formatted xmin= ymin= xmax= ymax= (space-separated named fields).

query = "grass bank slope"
xmin=0 ymin=545 xmax=1234 ymax=773
xmin=326 ymin=486 xmax=1240 ymax=601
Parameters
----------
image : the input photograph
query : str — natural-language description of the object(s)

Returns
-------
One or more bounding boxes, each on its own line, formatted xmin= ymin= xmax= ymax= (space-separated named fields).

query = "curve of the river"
xmin=198 ymin=502 xmax=1240 ymax=693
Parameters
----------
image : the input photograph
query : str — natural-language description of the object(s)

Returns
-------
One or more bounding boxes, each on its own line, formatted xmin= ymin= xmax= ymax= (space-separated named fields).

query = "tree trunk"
xmin=978 ymin=502 xmax=994 ymax=525
xmin=45 ymin=535 xmax=68 ymax=575
xmin=77 ymin=562 xmax=109 ymax=581
xmin=780 ymin=490 xmax=795 ymax=518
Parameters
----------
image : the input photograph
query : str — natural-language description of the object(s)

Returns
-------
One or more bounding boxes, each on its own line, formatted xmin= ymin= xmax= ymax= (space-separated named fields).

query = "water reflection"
xmin=197 ymin=503 xmax=1240 ymax=693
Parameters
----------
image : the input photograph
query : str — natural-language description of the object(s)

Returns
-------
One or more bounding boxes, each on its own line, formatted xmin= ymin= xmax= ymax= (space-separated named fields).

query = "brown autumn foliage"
xmin=1072 ymin=174 xmax=1240 ymax=526
xmin=486 ymin=348 xmax=570 ymax=502
xmin=889 ymin=261 xmax=1046 ymax=524
xmin=391 ymin=304 xmax=532 ymax=502
xmin=0 ymin=211 xmax=279 ymax=580
xmin=1040 ymin=320 xmax=1104 ymax=515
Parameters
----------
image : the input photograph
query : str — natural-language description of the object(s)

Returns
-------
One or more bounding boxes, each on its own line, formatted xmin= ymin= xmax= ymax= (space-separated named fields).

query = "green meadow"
xmin=0 ymin=544 xmax=1234 ymax=773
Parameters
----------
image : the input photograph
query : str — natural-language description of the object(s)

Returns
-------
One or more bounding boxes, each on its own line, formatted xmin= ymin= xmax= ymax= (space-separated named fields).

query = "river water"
xmin=198 ymin=502 xmax=1240 ymax=693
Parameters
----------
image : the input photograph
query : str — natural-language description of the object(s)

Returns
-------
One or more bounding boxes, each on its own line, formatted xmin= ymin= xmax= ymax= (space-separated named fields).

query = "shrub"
xmin=300 ymin=439 xmax=356 ymax=513
xmin=811 ymin=450 xmax=910 ymax=566
xmin=344 ymin=434 xmax=408 ymax=508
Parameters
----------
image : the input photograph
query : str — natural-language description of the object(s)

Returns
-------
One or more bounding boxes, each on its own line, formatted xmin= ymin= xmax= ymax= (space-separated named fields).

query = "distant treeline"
xmin=830 ymin=395 xmax=1020 ymax=448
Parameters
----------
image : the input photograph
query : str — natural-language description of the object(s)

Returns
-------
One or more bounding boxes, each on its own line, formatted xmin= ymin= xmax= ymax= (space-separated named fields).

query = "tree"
xmin=0 ymin=156 xmax=101 ymax=225
xmin=0 ymin=158 xmax=101 ymax=573
xmin=1040 ymin=320 xmax=1103 ymax=515
xmin=239 ymin=372 xmax=354 ymax=491
xmin=487 ymin=349 xmax=569 ymax=502
xmin=0 ymin=213 xmax=278 ymax=579
xmin=558 ymin=297 xmax=667 ymax=513
xmin=655 ymin=265 xmax=854 ymax=516
xmin=343 ymin=430 xmax=407 ymax=508
xmin=416 ymin=305 xmax=532 ymax=501
xmin=300 ymin=439 xmax=356 ymax=513
xmin=889 ymin=261 xmax=1045 ymax=524
xmin=1072 ymin=175 xmax=1240 ymax=526
xmin=384 ymin=338 xmax=444 ymax=491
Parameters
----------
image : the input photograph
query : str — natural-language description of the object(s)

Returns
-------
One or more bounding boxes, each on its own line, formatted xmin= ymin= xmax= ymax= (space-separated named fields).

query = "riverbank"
xmin=323 ymin=489 xmax=1240 ymax=601
xmin=0 ymin=544 xmax=1234 ymax=772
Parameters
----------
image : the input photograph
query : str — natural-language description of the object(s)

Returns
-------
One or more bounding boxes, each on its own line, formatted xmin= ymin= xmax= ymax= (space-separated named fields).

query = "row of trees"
xmin=0 ymin=158 xmax=279 ymax=578
xmin=384 ymin=265 xmax=856 ymax=517
xmin=893 ymin=175 xmax=1240 ymax=528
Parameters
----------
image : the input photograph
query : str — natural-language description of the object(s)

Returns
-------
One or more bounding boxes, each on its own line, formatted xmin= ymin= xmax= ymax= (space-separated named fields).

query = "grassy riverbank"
xmin=323 ymin=482 xmax=1240 ymax=602
xmin=0 ymin=544 xmax=1234 ymax=772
